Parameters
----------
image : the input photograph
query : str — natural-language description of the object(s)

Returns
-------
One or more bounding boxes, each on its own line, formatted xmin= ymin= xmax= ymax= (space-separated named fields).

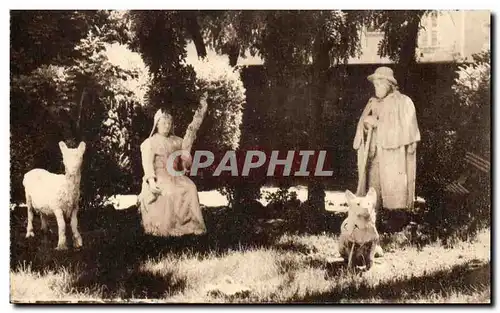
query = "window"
xmin=431 ymin=12 xmax=438 ymax=27
xmin=419 ymin=30 xmax=427 ymax=47
xmin=431 ymin=30 xmax=438 ymax=46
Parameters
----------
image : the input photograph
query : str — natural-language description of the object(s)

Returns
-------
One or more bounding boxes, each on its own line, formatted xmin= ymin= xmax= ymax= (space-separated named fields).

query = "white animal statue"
xmin=22 ymin=141 xmax=86 ymax=250
xmin=338 ymin=187 xmax=380 ymax=270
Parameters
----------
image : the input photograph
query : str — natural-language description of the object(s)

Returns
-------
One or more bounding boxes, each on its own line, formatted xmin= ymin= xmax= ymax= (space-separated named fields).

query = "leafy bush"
xmin=188 ymin=57 xmax=245 ymax=151
xmin=187 ymin=54 xmax=247 ymax=203
xmin=422 ymin=49 xmax=491 ymax=243
xmin=10 ymin=22 xmax=150 ymax=207
xmin=452 ymin=49 xmax=490 ymax=109
xmin=10 ymin=65 xmax=76 ymax=202
xmin=64 ymin=31 xmax=150 ymax=206
xmin=451 ymin=49 xmax=490 ymax=154
xmin=262 ymin=186 xmax=298 ymax=207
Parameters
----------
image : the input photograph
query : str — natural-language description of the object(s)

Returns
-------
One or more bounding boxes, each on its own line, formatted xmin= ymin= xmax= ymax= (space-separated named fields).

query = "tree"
xmin=200 ymin=10 xmax=367 ymax=209
xmin=10 ymin=10 xmax=129 ymax=77
xmin=10 ymin=10 xmax=142 ymax=204
xmin=127 ymin=10 xmax=246 ymax=195
xmin=127 ymin=11 xmax=201 ymax=131
xmin=372 ymin=10 xmax=427 ymax=89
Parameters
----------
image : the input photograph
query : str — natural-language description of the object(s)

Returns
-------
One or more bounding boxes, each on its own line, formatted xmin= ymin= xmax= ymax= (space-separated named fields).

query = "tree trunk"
xmin=307 ymin=32 xmax=330 ymax=210
xmin=183 ymin=11 xmax=207 ymax=59
xmin=227 ymin=43 xmax=240 ymax=67
xmin=397 ymin=12 xmax=424 ymax=90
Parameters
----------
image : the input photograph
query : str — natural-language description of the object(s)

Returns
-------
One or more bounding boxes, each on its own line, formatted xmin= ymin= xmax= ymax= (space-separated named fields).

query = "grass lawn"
xmin=9 ymin=201 xmax=490 ymax=304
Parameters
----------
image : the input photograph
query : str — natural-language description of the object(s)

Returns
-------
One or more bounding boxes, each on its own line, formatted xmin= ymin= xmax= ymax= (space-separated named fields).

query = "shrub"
xmin=422 ymin=49 xmax=491 ymax=243
xmin=186 ymin=53 xmax=247 ymax=204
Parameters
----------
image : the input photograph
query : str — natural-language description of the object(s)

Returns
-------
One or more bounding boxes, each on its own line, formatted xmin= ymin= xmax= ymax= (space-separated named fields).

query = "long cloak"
xmin=353 ymin=91 xmax=421 ymax=209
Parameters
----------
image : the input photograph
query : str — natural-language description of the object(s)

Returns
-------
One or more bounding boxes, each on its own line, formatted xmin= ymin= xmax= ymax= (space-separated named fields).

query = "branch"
xmin=76 ymin=87 xmax=86 ymax=136
xmin=227 ymin=42 xmax=240 ymax=67
xmin=184 ymin=11 xmax=207 ymax=59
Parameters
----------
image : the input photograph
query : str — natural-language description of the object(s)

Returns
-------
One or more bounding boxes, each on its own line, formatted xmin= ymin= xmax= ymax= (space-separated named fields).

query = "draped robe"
xmin=138 ymin=101 xmax=208 ymax=236
xmin=353 ymin=91 xmax=421 ymax=210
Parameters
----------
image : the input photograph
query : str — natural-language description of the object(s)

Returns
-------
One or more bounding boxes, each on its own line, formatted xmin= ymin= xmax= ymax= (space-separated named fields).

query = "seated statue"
xmin=138 ymin=92 xmax=208 ymax=237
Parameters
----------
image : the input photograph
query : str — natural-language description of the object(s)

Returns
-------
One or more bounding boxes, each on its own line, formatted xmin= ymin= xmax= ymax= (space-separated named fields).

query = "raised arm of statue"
xmin=182 ymin=92 xmax=209 ymax=153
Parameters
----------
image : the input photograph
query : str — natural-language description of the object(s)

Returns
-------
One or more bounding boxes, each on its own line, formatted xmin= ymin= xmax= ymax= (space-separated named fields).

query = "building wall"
xmin=345 ymin=10 xmax=490 ymax=64
xmin=462 ymin=10 xmax=491 ymax=58
xmin=417 ymin=11 xmax=463 ymax=62
xmin=347 ymin=28 xmax=392 ymax=64
xmin=416 ymin=10 xmax=490 ymax=63
xmin=185 ymin=10 xmax=490 ymax=66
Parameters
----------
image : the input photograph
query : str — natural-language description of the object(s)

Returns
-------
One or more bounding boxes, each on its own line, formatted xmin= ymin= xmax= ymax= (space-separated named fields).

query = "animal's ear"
xmin=367 ymin=187 xmax=377 ymax=205
xmin=345 ymin=189 xmax=356 ymax=203
xmin=78 ymin=141 xmax=86 ymax=153
xmin=59 ymin=141 xmax=67 ymax=152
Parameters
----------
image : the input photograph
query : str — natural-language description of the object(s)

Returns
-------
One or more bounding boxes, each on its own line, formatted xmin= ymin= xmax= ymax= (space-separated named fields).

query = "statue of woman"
xmin=138 ymin=92 xmax=208 ymax=237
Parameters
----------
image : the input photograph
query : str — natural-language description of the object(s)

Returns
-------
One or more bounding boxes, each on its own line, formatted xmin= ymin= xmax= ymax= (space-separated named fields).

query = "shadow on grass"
xmin=73 ymin=264 xmax=186 ymax=299
xmin=293 ymin=260 xmax=491 ymax=303
xmin=307 ymin=258 xmax=347 ymax=276
xmin=9 ymin=202 xmax=489 ymax=302
xmin=274 ymin=242 xmax=317 ymax=255
xmin=10 ymin=206 xmax=189 ymax=299
xmin=10 ymin=203 xmax=345 ymax=300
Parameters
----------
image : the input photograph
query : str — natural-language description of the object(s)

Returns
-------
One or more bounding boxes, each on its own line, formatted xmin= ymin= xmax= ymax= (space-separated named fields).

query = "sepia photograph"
xmin=9 ymin=9 xmax=491 ymax=304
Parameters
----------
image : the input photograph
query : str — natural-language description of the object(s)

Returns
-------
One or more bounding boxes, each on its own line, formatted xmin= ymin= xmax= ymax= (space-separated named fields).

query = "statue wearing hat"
xmin=137 ymin=92 xmax=209 ymax=237
xmin=353 ymin=66 xmax=421 ymax=228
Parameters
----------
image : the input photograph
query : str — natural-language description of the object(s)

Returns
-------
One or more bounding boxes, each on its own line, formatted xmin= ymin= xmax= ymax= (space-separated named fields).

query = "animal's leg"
xmin=40 ymin=214 xmax=50 ymax=233
xmin=25 ymin=193 xmax=35 ymax=238
xmin=347 ymin=242 xmax=356 ymax=269
xmin=338 ymin=235 xmax=349 ymax=260
xmin=71 ymin=206 xmax=83 ymax=249
xmin=54 ymin=210 xmax=68 ymax=250
xmin=365 ymin=241 xmax=377 ymax=270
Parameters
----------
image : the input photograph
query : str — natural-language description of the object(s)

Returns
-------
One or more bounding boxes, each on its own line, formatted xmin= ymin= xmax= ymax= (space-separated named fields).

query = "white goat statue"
xmin=22 ymin=141 xmax=86 ymax=250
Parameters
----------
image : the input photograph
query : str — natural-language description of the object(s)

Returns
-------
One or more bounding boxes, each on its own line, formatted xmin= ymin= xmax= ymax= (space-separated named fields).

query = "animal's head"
xmin=59 ymin=141 xmax=86 ymax=174
xmin=345 ymin=187 xmax=377 ymax=225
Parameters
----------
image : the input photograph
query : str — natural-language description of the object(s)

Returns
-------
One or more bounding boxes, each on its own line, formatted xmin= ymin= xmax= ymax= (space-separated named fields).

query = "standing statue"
xmin=138 ymin=92 xmax=208 ymax=237
xmin=353 ymin=67 xmax=421 ymax=231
